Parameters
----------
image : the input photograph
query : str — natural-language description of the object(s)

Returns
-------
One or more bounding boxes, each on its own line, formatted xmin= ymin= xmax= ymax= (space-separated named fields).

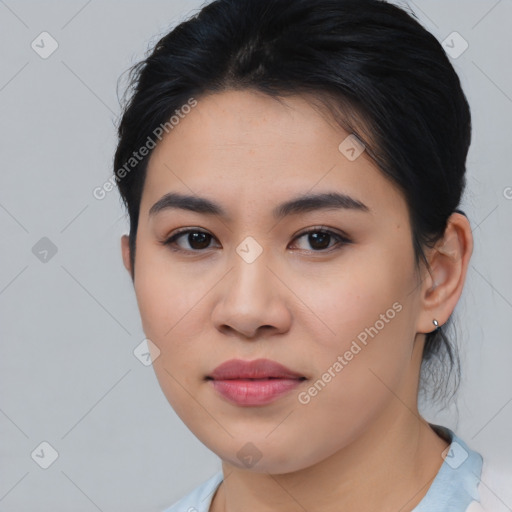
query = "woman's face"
xmin=122 ymin=90 xmax=430 ymax=473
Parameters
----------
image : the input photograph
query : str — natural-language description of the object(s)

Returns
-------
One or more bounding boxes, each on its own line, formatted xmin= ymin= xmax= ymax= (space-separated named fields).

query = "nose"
xmin=211 ymin=246 xmax=292 ymax=340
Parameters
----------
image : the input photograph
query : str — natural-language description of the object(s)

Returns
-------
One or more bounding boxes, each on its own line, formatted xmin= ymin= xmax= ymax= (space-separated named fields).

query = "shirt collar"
xmin=412 ymin=423 xmax=483 ymax=511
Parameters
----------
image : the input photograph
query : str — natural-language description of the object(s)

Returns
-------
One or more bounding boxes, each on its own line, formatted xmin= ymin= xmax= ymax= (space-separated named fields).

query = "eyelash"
xmin=160 ymin=226 xmax=352 ymax=255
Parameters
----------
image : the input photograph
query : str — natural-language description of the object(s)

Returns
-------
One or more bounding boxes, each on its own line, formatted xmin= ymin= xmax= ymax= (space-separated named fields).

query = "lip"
xmin=207 ymin=358 xmax=306 ymax=406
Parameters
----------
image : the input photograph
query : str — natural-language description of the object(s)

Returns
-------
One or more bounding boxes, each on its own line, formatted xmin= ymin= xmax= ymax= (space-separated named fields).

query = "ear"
xmin=121 ymin=234 xmax=133 ymax=277
xmin=416 ymin=212 xmax=473 ymax=334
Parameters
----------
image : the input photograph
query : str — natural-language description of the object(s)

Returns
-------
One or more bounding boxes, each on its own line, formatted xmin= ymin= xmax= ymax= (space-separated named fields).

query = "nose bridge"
xmin=211 ymin=235 xmax=290 ymax=338
xmin=230 ymin=235 xmax=273 ymax=305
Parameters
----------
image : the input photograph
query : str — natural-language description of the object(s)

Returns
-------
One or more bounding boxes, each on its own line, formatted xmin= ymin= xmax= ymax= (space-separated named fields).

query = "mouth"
xmin=206 ymin=358 xmax=307 ymax=406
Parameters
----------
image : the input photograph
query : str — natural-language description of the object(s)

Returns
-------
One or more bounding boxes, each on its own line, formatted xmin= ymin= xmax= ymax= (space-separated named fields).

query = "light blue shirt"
xmin=164 ymin=424 xmax=483 ymax=512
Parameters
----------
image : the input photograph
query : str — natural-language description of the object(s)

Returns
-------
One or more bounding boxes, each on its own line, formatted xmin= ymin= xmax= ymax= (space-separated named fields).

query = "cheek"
xmin=133 ymin=242 xmax=203 ymax=341
xmin=133 ymin=255 xmax=208 ymax=417
xmin=132 ymin=243 xmax=222 ymax=392
xmin=291 ymin=249 xmax=416 ymax=407
xmin=290 ymin=249 xmax=412 ymax=352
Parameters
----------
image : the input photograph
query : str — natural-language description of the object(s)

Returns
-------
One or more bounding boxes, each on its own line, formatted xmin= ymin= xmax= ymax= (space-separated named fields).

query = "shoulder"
xmin=466 ymin=460 xmax=512 ymax=512
xmin=162 ymin=471 xmax=223 ymax=512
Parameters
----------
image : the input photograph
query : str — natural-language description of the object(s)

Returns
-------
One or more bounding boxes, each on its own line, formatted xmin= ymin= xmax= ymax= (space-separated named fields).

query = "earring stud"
xmin=432 ymin=319 xmax=439 ymax=330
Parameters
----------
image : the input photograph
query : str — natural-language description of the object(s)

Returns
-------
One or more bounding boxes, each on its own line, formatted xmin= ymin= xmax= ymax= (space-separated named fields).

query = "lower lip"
xmin=209 ymin=378 xmax=303 ymax=406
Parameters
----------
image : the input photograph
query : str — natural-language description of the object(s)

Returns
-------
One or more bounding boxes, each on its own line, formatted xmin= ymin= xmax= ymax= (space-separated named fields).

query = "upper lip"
xmin=208 ymin=358 xmax=305 ymax=380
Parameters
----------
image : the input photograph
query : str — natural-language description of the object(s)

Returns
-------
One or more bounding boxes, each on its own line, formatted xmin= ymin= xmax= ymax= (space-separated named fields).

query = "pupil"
xmin=190 ymin=232 xmax=210 ymax=249
xmin=310 ymin=232 xmax=330 ymax=250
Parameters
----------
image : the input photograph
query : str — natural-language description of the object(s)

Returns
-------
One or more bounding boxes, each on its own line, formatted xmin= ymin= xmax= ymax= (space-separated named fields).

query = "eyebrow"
xmin=148 ymin=191 xmax=370 ymax=220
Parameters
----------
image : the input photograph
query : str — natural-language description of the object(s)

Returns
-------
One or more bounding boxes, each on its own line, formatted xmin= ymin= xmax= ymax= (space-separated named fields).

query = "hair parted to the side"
xmin=113 ymin=0 xmax=472 ymax=405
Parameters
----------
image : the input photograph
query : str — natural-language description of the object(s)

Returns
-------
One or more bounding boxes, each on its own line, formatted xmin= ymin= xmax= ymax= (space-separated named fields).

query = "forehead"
xmin=141 ymin=89 xmax=405 ymax=220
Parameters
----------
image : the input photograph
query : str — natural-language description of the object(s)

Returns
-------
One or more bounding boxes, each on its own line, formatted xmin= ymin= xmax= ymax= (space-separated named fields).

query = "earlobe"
xmin=417 ymin=213 xmax=473 ymax=334
xmin=121 ymin=235 xmax=132 ymax=276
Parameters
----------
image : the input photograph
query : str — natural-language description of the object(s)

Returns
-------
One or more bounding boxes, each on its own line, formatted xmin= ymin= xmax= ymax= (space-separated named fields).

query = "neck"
xmin=211 ymin=411 xmax=449 ymax=512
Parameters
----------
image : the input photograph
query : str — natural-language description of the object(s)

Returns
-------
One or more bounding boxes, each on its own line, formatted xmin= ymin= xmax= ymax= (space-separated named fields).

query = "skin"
xmin=121 ymin=89 xmax=473 ymax=511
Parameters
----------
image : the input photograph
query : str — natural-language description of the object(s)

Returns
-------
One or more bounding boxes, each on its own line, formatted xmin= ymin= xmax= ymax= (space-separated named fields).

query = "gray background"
xmin=0 ymin=1 xmax=511 ymax=510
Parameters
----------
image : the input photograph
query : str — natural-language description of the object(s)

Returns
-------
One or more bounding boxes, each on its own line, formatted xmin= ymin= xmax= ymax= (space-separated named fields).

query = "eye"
xmin=161 ymin=228 xmax=219 ymax=253
xmin=160 ymin=226 xmax=351 ymax=254
xmin=289 ymin=227 xmax=351 ymax=252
